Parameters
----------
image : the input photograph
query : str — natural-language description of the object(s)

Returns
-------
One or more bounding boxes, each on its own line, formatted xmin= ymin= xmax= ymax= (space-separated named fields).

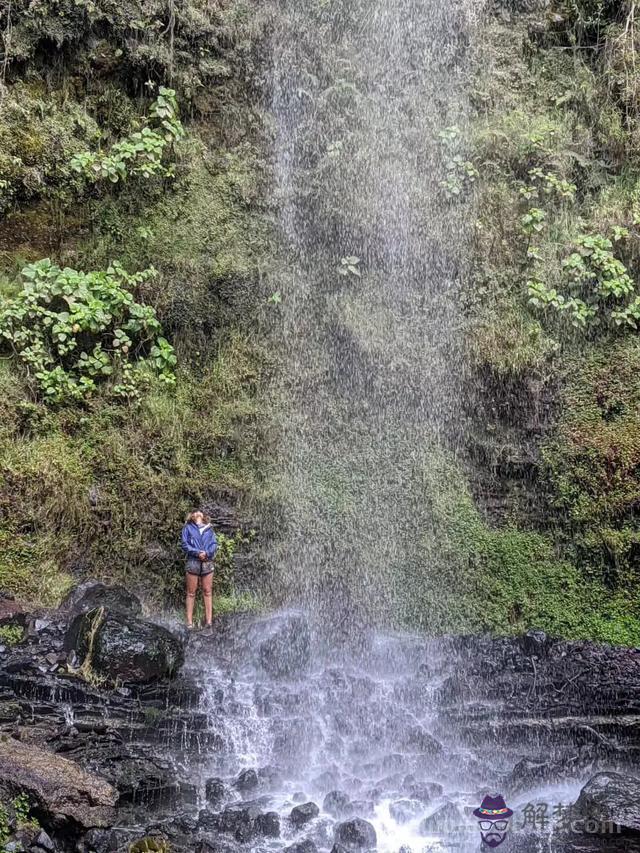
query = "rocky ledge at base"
xmin=0 ymin=588 xmax=640 ymax=853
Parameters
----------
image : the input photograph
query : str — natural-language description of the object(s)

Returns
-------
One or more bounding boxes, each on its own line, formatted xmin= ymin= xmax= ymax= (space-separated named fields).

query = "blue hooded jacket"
xmin=181 ymin=522 xmax=217 ymax=561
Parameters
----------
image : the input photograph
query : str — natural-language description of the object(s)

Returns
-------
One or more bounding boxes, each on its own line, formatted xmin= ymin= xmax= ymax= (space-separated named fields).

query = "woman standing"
xmin=181 ymin=509 xmax=217 ymax=628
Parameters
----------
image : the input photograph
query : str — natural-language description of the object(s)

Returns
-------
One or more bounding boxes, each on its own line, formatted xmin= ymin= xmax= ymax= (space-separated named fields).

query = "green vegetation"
xmin=71 ymin=88 xmax=184 ymax=186
xmin=0 ymin=626 xmax=24 ymax=646
xmin=0 ymin=0 xmax=270 ymax=610
xmin=466 ymin=1 xmax=640 ymax=643
xmin=0 ymin=260 xmax=174 ymax=403
xmin=402 ymin=449 xmax=640 ymax=645
xmin=0 ymin=793 xmax=39 ymax=852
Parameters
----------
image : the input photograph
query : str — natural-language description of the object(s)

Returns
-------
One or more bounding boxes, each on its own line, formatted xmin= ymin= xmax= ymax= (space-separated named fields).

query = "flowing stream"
xmin=181 ymin=613 xmax=595 ymax=853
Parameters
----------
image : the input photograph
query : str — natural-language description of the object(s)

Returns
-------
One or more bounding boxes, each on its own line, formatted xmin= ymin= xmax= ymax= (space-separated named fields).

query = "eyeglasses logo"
xmin=473 ymin=794 xmax=513 ymax=848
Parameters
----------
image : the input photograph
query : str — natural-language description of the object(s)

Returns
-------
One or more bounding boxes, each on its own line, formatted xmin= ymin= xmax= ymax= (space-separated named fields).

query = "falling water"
xmin=267 ymin=0 xmax=482 ymax=627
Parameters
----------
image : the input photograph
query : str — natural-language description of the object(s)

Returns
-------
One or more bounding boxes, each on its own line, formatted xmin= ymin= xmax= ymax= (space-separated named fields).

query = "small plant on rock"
xmin=70 ymin=88 xmax=184 ymax=186
xmin=0 ymin=625 xmax=24 ymax=646
xmin=527 ymin=232 xmax=640 ymax=330
xmin=438 ymin=125 xmax=479 ymax=199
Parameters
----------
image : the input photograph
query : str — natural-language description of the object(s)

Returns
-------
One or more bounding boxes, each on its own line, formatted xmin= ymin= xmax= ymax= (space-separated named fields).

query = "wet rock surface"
xmin=1 ymin=590 xmax=640 ymax=851
xmin=0 ymin=737 xmax=118 ymax=830
xmin=65 ymin=607 xmax=184 ymax=684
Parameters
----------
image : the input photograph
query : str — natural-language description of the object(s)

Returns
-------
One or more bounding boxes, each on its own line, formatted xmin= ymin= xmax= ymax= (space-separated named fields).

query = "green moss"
xmin=0 ymin=327 xmax=267 ymax=607
xmin=402 ymin=449 xmax=640 ymax=644
xmin=0 ymin=625 xmax=24 ymax=646
xmin=542 ymin=338 xmax=640 ymax=586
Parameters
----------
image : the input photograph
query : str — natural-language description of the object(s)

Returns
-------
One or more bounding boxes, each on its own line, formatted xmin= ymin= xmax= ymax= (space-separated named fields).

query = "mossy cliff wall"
xmin=1 ymin=0 xmax=640 ymax=643
xmin=0 ymin=0 xmax=273 ymax=607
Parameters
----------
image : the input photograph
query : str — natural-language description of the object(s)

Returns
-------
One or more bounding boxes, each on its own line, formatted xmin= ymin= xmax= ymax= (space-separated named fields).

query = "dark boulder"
xmin=334 ymin=818 xmax=377 ymax=849
xmin=323 ymin=790 xmax=353 ymax=818
xmin=420 ymin=802 xmax=463 ymax=835
xmin=234 ymin=768 xmax=259 ymax=792
xmin=30 ymin=829 xmax=55 ymax=852
xmin=291 ymin=801 xmax=319 ymax=826
xmin=204 ymin=803 xmax=261 ymax=843
xmin=205 ymin=777 xmax=226 ymax=806
xmin=259 ymin=613 xmax=311 ymax=679
xmin=60 ymin=581 xmax=142 ymax=619
xmin=284 ymin=841 xmax=317 ymax=853
xmin=389 ymin=799 xmax=423 ymax=824
xmin=76 ymin=828 xmax=131 ymax=853
xmin=255 ymin=811 xmax=280 ymax=837
xmin=405 ymin=780 xmax=443 ymax=804
xmin=574 ymin=772 xmax=640 ymax=833
xmin=65 ymin=608 xmax=184 ymax=684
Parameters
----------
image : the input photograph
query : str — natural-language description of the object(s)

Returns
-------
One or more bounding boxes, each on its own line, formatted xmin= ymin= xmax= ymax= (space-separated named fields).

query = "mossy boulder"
xmin=65 ymin=607 xmax=184 ymax=684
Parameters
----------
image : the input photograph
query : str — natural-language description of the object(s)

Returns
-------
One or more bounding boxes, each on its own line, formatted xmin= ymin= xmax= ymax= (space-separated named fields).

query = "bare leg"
xmin=202 ymin=573 xmax=213 ymax=626
xmin=185 ymin=572 xmax=198 ymax=627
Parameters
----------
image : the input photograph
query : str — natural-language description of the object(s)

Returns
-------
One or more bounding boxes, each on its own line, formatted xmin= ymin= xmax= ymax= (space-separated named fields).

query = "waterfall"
xmin=267 ymin=0 xmax=483 ymax=628
xmin=180 ymin=4 xmax=610 ymax=853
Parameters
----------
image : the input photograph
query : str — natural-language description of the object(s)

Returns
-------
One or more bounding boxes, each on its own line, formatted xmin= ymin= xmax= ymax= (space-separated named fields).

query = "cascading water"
xmin=267 ymin=0 xmax=479 ymax=627
xmin=175 ymin=3 xmax=637 ymax=853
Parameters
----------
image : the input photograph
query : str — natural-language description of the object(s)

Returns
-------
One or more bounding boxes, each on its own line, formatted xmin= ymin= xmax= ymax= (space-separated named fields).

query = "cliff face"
xmin=464 ymin=1 xmax=640 ymax=641
xmin=1 ymin=0 xmax=639 ymax=642
xmin=0 ymin=0 xmax=272 ymax=609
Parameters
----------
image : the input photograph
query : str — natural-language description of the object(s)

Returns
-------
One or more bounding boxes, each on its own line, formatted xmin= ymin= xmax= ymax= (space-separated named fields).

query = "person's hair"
xmin=185 ymin=509 xmax=210 ymax=524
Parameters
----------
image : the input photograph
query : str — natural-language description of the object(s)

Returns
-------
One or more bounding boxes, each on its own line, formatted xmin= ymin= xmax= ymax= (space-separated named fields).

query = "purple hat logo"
xmin=473 ymin=794 xmax=514 ymax=848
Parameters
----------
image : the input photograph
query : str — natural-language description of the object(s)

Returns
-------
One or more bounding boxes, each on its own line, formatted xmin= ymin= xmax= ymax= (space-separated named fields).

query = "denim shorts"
xmin=186 ymin=559 xmax=214 ymax=577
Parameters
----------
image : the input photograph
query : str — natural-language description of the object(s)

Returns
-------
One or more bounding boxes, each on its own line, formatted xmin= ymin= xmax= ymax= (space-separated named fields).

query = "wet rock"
xmin=420 ymin=802 xmax=463 ymax=835
xmin=574 ymin=772 xmax=640 ymax=833
xmin=323 ymin=790 xmax=353 ymax=818
xmin=395 ymin=724 xmax=443 ymax=754
xmin=284 ymin=841 xmax=317 ymax=853
xmin=205 ymin=777 xmax=226 ymax=806
xmin=0 ymin=737 xmax=117 ymax=829
xmin=234 ymin=768 xmax=258 ymax=792
xmin=31 ymin=829 xmax=55 ymax=852
xmin=258 ymin=764 xmax=283 ymax=789
xmin=334 ymin=817 xmax=377 ymax=849
xmin=521 ymin=629 xmax=551 ymax=657
xmin=60 ymin=581 xmax=142 ymax=619
xmin=272 ymin=717 xmax=320 ymax=769
xmin=259 ymin=613 xmax=311 ymax=679
xmin=389 ymin=798 xmax=424 ymax=824
xmin=405 ymin=780 xmax=443 ymax=803
xmin=291 ymin=801 xmax=319 ymax=826
xmin=205 ymin=803 xmax=261 ymax=843
xmin=75 ymin=828 xmax=122 ymax=853
xmin=0 ymin=596 xmax=27 ymax=628
xmin=255 ymin=811 xmax=280 ymax=837
xmin=65 ymin=608 xmax=184 ymax=684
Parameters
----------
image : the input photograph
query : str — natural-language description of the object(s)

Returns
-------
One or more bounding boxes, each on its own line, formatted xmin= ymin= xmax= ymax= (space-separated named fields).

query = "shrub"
xmin=527 ymin=232 xmax=640 ymax=330
xmin=0 ymin=259 xmax=176 ymax=403
xmin=70 ymin=88 xmax=184 ymax=186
